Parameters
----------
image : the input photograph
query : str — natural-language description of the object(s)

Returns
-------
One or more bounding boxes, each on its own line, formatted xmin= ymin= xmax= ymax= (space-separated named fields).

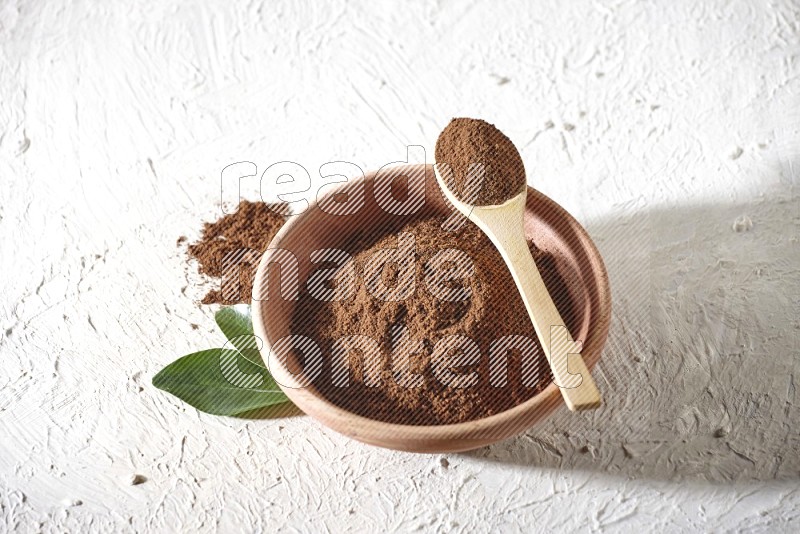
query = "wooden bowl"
xmin=252 ymin=164 xmax=611 ymax=452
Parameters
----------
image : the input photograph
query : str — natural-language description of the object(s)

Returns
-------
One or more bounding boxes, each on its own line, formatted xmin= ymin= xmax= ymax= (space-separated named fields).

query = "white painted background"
xmin=1 ymin=0 xmax=799 ymax=531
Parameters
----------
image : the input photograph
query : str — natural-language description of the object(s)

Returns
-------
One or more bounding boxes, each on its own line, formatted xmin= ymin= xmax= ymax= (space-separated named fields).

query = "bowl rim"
xmin=251 ymin=163 xmax=612 ymax=441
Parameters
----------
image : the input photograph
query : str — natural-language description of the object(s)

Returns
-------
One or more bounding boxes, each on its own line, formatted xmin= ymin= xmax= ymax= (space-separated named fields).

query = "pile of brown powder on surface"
xmin=187 ymin=200 xmax=287 ymax=305
xmin=290 ymin=214 xmax=578 ymax=426
xmin=434 ymin=117 xmax=526 ymax=206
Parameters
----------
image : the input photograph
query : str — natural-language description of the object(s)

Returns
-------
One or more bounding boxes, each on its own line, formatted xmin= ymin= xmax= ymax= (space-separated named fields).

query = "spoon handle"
xmin=480 ymin=213 xmax=602 ymax=411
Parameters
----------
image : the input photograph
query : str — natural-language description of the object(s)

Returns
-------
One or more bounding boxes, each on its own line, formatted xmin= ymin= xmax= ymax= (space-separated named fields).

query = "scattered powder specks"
xmin=127 ymin=474 xmax=147 ymax=486
xmin=732 ymin=215 xmax=753 ymax=232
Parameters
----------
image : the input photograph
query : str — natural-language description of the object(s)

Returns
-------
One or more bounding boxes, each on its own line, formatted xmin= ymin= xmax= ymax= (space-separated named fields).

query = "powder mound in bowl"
xmin=187 ymin=201 xmax=287 ymax=305
xmin=434 ymin=118 xmax=526 ymax=206
xmin=290 ymin=214 xmax=578 ymax=426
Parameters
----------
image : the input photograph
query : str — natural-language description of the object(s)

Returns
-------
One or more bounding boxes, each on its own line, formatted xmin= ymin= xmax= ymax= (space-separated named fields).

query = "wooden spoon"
xmin=433 ymin=165 xmax=602 ymax=411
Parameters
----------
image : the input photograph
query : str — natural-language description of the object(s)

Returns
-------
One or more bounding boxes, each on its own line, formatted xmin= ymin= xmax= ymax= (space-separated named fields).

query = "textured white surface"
xmin=1 ymin=0 xmax=799 ymax=531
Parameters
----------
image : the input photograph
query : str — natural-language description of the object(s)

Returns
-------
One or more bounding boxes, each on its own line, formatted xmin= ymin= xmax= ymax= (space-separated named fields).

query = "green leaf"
xmin=215 ymin=304 xmax=255 ymax=338
xmin=152 ymin=348 xmax=289 ymax=416
xmin=215 ymin=305 xmax=265 ymax=367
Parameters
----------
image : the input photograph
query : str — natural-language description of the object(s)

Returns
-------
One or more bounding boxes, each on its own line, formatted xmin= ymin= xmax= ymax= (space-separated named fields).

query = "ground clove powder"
xmin=186 ymin=201 xmax=287 ymax=305
xmin=435 ymin=118 xmax=526 ymax=206
xmin=291 ymin=214 xmax=577 ymax=426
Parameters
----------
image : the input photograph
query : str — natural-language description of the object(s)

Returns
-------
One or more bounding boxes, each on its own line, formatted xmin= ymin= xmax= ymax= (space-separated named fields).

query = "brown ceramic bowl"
xmin=252 ymin=164 xmax=611 ymax=452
